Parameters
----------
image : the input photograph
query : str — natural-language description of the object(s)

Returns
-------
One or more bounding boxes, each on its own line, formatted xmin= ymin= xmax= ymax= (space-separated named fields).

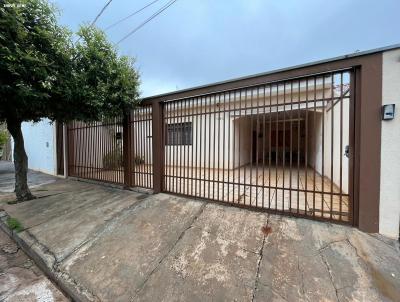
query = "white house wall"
xmin=71 ymin=124 xmax=122 ymax=169
xmin=379 ymin=49 xmax=400 ymax=239
xmin=165 ymin=110 xmax=231 ymax=169
xmin=18 ymin=118 xmax=56 ymax=175
xmin=132 ymin=119 xmax=153 ymax=164
xmin=307 ymin=101 xmax=350 ymax=194
xmin=232 ymin=116 xmax=251 ymax=168
xmin=163 ymin=85 xmax=334 ymax=170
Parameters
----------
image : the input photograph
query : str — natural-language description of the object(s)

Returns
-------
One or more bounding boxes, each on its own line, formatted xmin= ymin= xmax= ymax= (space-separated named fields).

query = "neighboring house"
xmin=11 ymin=119 xmax=58 ymax=175
xmin=12 ymin=119 xmax=117 ymax=177
xmin=16 ymin=44 xmax=400 ymax=240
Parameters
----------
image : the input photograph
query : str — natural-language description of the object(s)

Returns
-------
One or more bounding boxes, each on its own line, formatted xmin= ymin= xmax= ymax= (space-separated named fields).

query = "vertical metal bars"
xmin=66 ymin=70 xmax=353 ymax=225
xmin=129 ymin=105 xmax=154 ymax=189
xmin=162 ymin=70 xmax=353 ymax=224
xmin=67 ymin=117 xmax=124 ymax=184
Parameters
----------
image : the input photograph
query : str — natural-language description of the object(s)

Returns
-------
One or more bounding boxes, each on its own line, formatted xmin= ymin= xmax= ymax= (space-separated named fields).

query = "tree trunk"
xmin=7 ymin=119 xmax=35 ymax=201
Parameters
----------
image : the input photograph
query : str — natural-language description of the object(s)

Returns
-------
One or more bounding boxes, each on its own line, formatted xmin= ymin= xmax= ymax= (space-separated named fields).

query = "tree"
xmin=0 ymin=0 xmax=140 ymax=201
xmin=0 ymin=130 xmax=8 ymax=147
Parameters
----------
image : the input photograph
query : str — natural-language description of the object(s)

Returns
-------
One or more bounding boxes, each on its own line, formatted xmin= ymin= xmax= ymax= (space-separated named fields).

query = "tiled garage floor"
xmin=165 ymin=165 xmax=349 ymax=221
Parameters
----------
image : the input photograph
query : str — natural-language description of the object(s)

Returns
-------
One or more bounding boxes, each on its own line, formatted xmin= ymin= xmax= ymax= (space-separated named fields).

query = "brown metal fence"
xmin=67 ymin=117 xmax=124 ymax=184
xmin=56 ymin=122 xmax=64 ymax=176
xmin=67 ymin=107 xmax=153 ymax=189
xmin=128 ymin=105 xmax=153 ymax=189
xmin=67 ymin=70 xmax=354 ymax=224
xmin=163 ymin=70 xmax=353 ymax=223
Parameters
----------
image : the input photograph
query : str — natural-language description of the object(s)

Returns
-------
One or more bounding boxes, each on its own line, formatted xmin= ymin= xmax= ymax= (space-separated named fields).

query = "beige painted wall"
xmin=138 ymin=81 xmax=349 ymax=181
xmin=132 ymin=117 xmax=153 ymax=165
xmin=307 ymin=100 xmax=350 ymax=194
xmin=380 ymin=49 xmax=400 ymax=239
xmin=71 ymin=124 xmax=122 ymax=169
xmin=163 ymin=83 xmax=336 ymax=170
xmin=165 ymin=110 xmax=231 ymax=169
xmin=232 ymin=116 xmax=252 ymax=168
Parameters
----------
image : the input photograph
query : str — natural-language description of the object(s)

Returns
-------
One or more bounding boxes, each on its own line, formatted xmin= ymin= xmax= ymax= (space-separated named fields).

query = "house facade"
xmin=17 ymin=44 xmax=400 ymax=239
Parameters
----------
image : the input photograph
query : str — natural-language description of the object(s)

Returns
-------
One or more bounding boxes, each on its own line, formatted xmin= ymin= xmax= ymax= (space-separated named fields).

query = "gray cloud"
xmin=55 ymin=0 xmax=400 ymax=97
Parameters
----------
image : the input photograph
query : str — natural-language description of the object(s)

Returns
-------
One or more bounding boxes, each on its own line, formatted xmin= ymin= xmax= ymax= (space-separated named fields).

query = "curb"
xmin=0 ymin=210 xmax=87 ymax=302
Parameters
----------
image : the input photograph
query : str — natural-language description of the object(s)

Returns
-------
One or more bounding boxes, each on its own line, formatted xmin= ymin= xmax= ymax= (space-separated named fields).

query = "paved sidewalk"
xmin=0 ymin=161 xmax=57 ymax=193
xmin=0 ymin=228 xmax=68 ymax=301
xmin=0 ymin=166 xmax=399 ymax=301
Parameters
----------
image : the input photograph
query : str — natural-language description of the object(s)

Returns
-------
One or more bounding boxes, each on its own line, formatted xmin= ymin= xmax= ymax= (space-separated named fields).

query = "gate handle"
xmin=344 ymin=145 xmax=349 ymax=158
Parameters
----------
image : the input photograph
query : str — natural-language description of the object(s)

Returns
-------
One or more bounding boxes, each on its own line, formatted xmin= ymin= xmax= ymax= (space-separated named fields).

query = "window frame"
xmin=166 ymin=122 xmax=193 ymax=146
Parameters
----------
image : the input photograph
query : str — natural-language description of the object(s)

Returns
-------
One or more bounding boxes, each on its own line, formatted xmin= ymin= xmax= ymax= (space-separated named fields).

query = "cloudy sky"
xmin=54 ymin=0 xmax=400 ymax=97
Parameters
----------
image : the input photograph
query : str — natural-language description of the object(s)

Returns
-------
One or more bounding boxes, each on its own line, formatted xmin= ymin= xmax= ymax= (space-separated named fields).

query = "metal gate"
xmin=66 ymin=70 xmax=354 ymax=224
xmin=67 ymin=106 xmax=153 ymax=189
xmin=163 ymin=70 xmax=354 ymax=223
xmin=67 ymin=117 xmax=124 ymax=184
xmin=126 ymin=105 xmax=153 ymax=189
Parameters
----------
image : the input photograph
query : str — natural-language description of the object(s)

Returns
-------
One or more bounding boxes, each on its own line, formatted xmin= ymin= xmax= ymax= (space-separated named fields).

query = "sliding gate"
xmin=163 ymin=70 xmax=354 ymax=224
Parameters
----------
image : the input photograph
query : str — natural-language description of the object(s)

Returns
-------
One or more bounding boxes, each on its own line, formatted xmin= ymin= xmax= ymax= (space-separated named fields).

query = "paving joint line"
xmin=251 ymin=215 xmax=270 ymax=302
xmin=320 ymin=251 xmax=340 ymax=302
xmin=133 ymin=202 xmax=208 ymax=298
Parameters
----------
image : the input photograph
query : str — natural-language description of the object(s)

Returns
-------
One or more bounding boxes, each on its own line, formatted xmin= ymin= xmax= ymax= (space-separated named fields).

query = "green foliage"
xmin=0 ymin=0 xmax=140 ymax=125
xmin=0 ymin=130 xmax=8 ymax=147
xmin=0 ymin=0 xmax=73 ymax=123
xmin=103 ymin=148 xmax=123 ymax=170
xmin=70 ymin=26 xmax=140 ymax=122
xmin=6 ymin=217 xmax=23 ymax=233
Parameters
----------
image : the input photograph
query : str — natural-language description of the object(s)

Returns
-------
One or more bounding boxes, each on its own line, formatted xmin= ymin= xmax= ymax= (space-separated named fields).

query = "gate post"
xmin=152 ymin=101 xmax=165 ymax=193
xmin=123 ymin=112 xmax=132 ymax=189
xmin=66 ymin=122 xmax=75 ymax=176
xmin=63 ymin=123 xmax=68 ymax=178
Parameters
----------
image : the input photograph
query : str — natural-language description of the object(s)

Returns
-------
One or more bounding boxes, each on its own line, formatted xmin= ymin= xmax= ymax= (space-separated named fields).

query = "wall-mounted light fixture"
xmin=382 ymin=104 xmax=395 ymax=121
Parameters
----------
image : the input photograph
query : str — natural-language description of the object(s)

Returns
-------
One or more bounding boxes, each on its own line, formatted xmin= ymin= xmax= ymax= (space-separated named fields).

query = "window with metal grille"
xmin=166 ymin=122 xmax=192 ymax=145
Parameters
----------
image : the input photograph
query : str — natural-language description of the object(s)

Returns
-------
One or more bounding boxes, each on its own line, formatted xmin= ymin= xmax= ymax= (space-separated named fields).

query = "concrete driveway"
xmin=0 ymin=161 xmax=56 ymax=193
xmin=0 ymin=171 xmax=399 ymax=301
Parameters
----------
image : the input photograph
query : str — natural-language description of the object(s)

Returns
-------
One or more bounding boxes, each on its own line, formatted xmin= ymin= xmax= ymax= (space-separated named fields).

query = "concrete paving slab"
xmin=60 ymin=194 xmax=205 ymax=301
xmin=0 ymin=229 xmax=67 ymax=302
xmin=26 ymin=193 xmax=144 ymax=263
xmin=255 ymin=216 xmax=338 ymax=302
xmin=255 ymin=215 xmax=400 ymax=302
xmin=322 ymin=230 xmax=400 ymax=302
xmin=194 ymin=203 xmax=267 ymax=253
xmin=0 ymin=161 xmax=57 ymax=193
xmin=1 ymin=168 xmax=399 ymax=302
xmin=134 ymin=203 xmax=268 ymax=302
xmin=3 ymin=184 xmax=112 ymax=229
xmin=0 ymin=179 xmax=77 ymax=206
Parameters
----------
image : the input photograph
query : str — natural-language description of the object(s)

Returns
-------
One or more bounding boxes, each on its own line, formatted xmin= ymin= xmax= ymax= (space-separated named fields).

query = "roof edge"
xmin=142 ymin=43 xmax=400 ymax=101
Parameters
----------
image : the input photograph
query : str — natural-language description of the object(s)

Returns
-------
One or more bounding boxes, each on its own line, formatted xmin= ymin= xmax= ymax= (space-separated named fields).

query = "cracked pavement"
xmin=1 ymin=175 xmax=400 ymax=301
xmin=0 ymin=228 xmax=68 ymax=301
